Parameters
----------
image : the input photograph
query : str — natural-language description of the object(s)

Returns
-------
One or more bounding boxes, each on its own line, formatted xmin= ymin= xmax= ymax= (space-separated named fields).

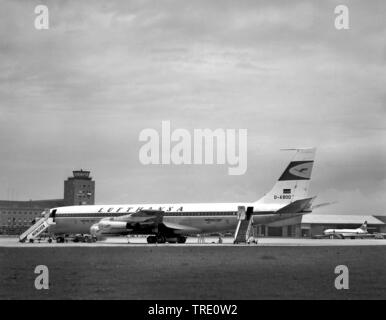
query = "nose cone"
xmin=90 ymin=224 xmax=101 ymax=237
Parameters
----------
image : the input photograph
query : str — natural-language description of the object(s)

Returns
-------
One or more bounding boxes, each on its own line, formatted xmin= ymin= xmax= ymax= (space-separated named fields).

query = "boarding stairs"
xmin=234 ymin=206 xmax=254 ymax=244
xmin=19 ymin=211 xmax=55 ymax=243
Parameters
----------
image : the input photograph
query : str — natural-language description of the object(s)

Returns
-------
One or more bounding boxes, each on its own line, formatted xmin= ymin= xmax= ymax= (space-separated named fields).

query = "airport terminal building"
xmin=0 ymin=170 xmax=95 ymax=235
xmin=256 ymin=214 xmax=386 ymax=238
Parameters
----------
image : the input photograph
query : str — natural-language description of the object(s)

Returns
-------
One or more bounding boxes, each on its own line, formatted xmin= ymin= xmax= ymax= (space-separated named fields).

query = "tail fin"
xmin=360 ymin=221 xmax=367 ymax=231
xmin=255 ymin=148 xmax=316 ymax=205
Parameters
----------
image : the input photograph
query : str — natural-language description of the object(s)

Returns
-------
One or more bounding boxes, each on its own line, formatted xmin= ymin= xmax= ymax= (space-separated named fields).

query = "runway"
xmin=1 ymin=242 xmax=386 ymax=299
xmin=1 ymin=236 xmax=386 ymax=247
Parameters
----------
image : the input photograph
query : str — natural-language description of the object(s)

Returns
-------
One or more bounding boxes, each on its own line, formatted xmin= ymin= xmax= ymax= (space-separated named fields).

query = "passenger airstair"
xmin=19 ymin=211 xmax=55 ymax=243
xmin=234 ymin=206 xmax=254 ymax=244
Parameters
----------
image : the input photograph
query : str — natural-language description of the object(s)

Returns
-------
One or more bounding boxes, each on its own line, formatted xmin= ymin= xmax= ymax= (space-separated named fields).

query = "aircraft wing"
xmin=127 ymin=211 xmax=200 ymax=232
xmin=95 ymin=210 xmax=165 ymax=233
xmin=114 ymin=209 xmax=164 ymax=223
xmin=97 ymin=210 xmax=199 ymax=235
xmin=128 ymin=209 xmax=164 ymax=219
xmin=162 ymin=221 xmax=200 ymax=232
xmin=92 ymin=209 xmax=166 ymax=236
xmin=275 ymin=197 xmax=315 ymax=214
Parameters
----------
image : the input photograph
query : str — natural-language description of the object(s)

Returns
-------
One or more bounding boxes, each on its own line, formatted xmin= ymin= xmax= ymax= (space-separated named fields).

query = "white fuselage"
xmin=323 ymin=228 xmax=367 ymax=237
xmin=48 ymin=201 xmax=296 ymax=236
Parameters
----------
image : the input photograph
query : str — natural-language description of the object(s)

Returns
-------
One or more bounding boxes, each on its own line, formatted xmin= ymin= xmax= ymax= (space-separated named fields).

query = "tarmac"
xmin=1 ymin=236 xmax=386 ymax=299
xmin=1 ymin=236 xmax=386 ymax=247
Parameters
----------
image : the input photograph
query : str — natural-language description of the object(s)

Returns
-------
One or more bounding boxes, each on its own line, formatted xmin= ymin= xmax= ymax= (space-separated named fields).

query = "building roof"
xmin=0 ymin=199 xmax=65 ymax=209
xmin=374 ymin=215 xmax=386 ymax=224
xmin=301 ymin=214 xmax=384 ymax=225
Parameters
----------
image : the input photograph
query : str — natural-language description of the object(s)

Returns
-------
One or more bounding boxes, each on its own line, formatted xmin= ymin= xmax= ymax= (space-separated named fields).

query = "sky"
xmin=0 ymin=0 xmax=385 ymax=214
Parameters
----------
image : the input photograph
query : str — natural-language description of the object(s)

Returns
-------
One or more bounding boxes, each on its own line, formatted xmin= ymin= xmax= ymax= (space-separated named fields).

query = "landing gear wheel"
xmin=56 ymin=237 xmax=65 ymax=243
xmin=156 ymin=235 xmax=166 ymax=244
xmin=29 ymin=239 xmax=34 ymax=243
xmin=147 ymin=236 xmax=157 ymax=244
xmin=177 ymin=236 xmax=187 ymax=244
xmin=48 ymin=238 xmax=52 ymax=243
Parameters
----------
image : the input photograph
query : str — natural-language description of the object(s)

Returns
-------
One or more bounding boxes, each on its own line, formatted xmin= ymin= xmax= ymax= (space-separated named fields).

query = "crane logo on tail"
xmin=279 ymin=161 xmax=313 ymax=181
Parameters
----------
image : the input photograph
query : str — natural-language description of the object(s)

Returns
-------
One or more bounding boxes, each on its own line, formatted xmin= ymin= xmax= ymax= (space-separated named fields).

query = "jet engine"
xmin=90 ymin=218 xmax=131 ymax=237
xmin=90 ymin=210 xmax=165 ymax=238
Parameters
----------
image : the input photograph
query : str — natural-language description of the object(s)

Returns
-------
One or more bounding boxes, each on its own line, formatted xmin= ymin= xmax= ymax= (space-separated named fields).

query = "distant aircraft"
xmin=24 ymin=148 xmax=319 ymax=243
xmin=323 ymin=221 xmax=369 ymax=239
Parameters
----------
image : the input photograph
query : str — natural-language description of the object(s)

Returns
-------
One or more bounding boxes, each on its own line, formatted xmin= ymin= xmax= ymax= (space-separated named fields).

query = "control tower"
xmin=64 ymin=170 xmax=95 ymax=206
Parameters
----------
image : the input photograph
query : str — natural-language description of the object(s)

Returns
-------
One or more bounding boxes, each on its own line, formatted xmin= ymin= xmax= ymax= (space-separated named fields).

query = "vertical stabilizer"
xmin=359 ymin=221 xmax=367 ymax=232
xmin=255 ymin=148 xmax=316 ymax=205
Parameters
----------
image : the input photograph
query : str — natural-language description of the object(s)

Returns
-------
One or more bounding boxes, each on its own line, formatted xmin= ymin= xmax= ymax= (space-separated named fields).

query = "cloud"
xmin=0 ymin=0 xmax=385 ymax=213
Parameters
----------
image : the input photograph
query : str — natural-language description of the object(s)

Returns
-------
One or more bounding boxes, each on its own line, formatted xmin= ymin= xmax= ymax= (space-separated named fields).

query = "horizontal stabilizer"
xmin=275 ymin=197 xmax=315 ymax=214
xmin=311 ymin=201 xmax=337 ymax=209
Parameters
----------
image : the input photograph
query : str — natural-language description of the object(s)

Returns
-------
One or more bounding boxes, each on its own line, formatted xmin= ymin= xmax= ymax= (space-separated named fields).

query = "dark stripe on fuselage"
xmin=54 ymin=211 xmax=275 ymax=218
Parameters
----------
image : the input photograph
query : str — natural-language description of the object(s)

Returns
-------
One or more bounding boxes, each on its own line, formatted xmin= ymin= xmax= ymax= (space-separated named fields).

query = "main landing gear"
xmin=146 ymin=235 xmax=187 ymax=244
xmin=56 ymin=236 xmax=65 ymax=243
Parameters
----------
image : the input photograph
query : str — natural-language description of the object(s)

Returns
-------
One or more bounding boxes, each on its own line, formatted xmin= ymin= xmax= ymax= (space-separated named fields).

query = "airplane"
xmin=323 ymin=221 xmax=370 ymax=239
xmin=45 ymin=148 xmax=317 ymax=243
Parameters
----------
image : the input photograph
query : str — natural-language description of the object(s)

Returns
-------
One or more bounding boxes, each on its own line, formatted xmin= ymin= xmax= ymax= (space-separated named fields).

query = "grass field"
xmin=1 ymin=246 xmax=385 ymax=299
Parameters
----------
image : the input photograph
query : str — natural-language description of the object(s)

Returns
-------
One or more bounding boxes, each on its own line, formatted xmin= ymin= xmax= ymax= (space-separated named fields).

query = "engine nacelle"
xmin=90 ymin=219 xmax=130 ymax=236
xmin=99 ymin=220 xmax=128 ymax=230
